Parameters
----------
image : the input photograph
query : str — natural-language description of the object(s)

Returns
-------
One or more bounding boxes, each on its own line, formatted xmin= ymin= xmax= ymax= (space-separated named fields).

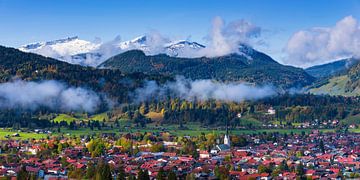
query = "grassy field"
xmin=309 ymin=75 xmax=360 ymax=96
xmin=90 ymin=113 xmax=109 ymax=121
xmin=350 ymin=129 xmax=360 ymax=133
xmin=53 ymin=114 xmax=79 ymax=124
xmin=238 ymin=117 xmax=262 ymax=127
xmin=0 ymin=126 xmax=347 ymax=140
xmin=150 ymin=128 xmax=335 ymax=136
xmin=270 ymin=121 xmax=304 ymax=127
xmin=0 ymin=129 xmax=49 ymax=140
xmin=52 ymin=112 xmax=111 ymax=125
xmin=341 ymin=114 xmax=360 ymax=125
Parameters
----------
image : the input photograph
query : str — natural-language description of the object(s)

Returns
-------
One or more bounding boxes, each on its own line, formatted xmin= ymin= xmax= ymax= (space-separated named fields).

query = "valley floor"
xmin=0 ymin=127 xmax=342 ymax=140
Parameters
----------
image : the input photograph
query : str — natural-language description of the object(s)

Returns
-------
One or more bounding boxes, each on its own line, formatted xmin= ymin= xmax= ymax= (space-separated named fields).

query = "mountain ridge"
xmin=99 ymin=49 xmax=315 ymax=89
xmin=0 ymin=45 xmax=170 ymax=104
xmin=305 ymin=58 xmax=357 ymax=78
xmin=308 ymin=59 xmax=360 ymax=96
xmin=18 ymin=36 xmax=207 ymax=67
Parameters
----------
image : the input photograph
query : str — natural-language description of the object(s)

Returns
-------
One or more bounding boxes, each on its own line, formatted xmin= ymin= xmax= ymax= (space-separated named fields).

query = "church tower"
xmin=224 ymin=120 xmax=230 ymax=146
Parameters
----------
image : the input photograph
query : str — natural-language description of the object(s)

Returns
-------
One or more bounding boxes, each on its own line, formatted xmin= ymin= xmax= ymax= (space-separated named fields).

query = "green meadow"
xmin=0 ymin=126 xmax=338 ymax=140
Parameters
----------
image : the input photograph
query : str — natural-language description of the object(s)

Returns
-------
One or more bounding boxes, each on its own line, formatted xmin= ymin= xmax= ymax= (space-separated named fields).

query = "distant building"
xmin=215 ymin=144 xmax=230 ymax=152
xmin=267 ymin=107 xmax=276 ymax=115
xmin=212 ymin=121 xmax=231 ymax=153
xmin=219 ymin=121 xmax=231 ymax=151
xmin=199 ymin=150 xmax=210 ymax=159
xmin=237 ymin=113 xmax=242 ymax=118
xmin=224 ymin=120 xmax=230 ymax=147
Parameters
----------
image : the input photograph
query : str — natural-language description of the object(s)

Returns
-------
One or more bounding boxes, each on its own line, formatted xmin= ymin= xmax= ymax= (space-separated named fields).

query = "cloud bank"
xmin=284 ymin=16 xmax=360 ymax=67
xmin=197 ymin=16 xmax=261 ymax=57
xmin=173 ymin=17 xmax=261 ymax=58
xmin=99 ymin=16 xmax=262 ymax=59
xmin=133 ymin=76 xmax=276 ymax=102
xmin=0 ymin=80 xmax=101 ymax=112
xmin=91 ymin=17 xmax=262 ymax=60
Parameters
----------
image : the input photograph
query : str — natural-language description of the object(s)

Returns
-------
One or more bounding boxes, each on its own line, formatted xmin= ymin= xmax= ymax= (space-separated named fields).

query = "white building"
xmin=267 ymin=107 xmax=276 ymax=115
xmin=224 ymin=122 xmax=231 ymax=147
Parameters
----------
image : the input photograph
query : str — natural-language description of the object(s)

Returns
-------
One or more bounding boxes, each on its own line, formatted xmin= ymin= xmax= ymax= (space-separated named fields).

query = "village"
xmin=1 ymin=128 xmax=360 ymax=180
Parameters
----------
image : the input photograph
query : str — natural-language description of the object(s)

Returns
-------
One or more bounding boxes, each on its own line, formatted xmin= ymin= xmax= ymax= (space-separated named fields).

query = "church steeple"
xmin=224 ymin=119 xmax=230 ymax=146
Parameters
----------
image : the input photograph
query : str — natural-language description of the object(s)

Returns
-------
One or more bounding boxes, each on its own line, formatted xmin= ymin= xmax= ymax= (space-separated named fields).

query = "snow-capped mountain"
xmin=115 ymin=36 xmax=206 ymax=56
xmin=19 ymin=36 xmax=206 ymax=66
xmin=165 ymin=40 xmax=206 ymax=56
xmin=118 ymin=35 xmax=148 ymax=50
xmin=19 ymin=36 xmax=100 ymax=58
xmin=165 ymin=40 xmax=205 ymax=50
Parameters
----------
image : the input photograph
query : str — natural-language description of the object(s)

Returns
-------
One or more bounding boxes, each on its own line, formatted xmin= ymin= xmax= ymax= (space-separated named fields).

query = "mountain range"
xmin=16 ymin=36 xmax=316 ymax=89
xmin=19 ymin=36 xmax=206 ymax=67
xmin=14 ymin=36 xmax=360 ymax=96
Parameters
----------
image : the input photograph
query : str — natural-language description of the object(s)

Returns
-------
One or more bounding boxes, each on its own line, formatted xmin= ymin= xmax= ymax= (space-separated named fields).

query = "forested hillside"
xmin=120 ymin=93 xmax=360 ymax=128
xmin=0 ymin=46 xmax=170 ymax=103
xmin=309 ymin=60 xmax=360 ymax=96
xmin=305 ymin=58 xmax=356 ymax=78
xmin=100 ymin=50 xmax=315 ymax=89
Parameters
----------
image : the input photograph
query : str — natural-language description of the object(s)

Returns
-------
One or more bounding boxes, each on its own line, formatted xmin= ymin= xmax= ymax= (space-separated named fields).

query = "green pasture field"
xmin=0 ymin=129 xmax=48 ymax=140
xmin=0 ymin=126 xmax=338 ymax=140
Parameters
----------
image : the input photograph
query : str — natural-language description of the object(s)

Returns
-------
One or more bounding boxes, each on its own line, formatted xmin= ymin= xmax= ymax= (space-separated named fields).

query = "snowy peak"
xmin=117 ymin=36 xmax=206 ymax=54
xmin=44 ymin=36 xmax=79 ymax=46
xmin=165 ymin=40 xmax=205 ymax=50
xmin=129 ymin=35 xmax=147 ymax=44
xmin=20 ymin=36 xmax=78 ymax=51
xmin=19 ymin=36 xmax=100 ymax=57
xmin=20 ymin=36 xmax=79 ymax=51
xmin=118 ymin=35 xmax=148 ymax=49
xmin=18 ymin=35 xmax=207 ymax=66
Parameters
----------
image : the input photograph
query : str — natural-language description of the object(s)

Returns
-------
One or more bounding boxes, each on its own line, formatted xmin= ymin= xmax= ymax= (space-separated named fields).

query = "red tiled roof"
xmin=26 ymin=166 xmax=40 ymax=173
xmin=162 ymin=152 xmax=176 ymax=157
xmin=306 ymin=169 xmax=315 ymax=175
xmin=229 ymin=170 xmax=247 ymax=176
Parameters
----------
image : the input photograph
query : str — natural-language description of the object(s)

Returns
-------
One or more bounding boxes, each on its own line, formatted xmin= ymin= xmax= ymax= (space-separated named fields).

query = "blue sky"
xmin=0 ymin=0 xmax=360 ymax=64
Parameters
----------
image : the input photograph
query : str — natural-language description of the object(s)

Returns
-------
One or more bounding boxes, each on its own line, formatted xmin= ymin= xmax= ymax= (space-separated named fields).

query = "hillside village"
xmin=1 ymin=130 xmax=360 ymax=179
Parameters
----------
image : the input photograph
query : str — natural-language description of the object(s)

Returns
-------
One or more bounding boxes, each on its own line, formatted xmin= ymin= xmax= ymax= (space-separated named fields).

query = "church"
xmin=212 ymin=122 xmax=231 ymax=153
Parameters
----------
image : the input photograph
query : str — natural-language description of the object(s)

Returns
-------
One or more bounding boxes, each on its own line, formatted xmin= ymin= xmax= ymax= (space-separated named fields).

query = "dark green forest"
xmin=117 ymin=93 xmax=360 ymax=127
xmin=99 ymin=50 xmax=315 ymax=89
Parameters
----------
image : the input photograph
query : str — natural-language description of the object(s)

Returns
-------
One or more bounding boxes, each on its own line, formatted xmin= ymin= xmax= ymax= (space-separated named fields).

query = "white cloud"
xmin=96 ymin=35 xmax=123 ymax=59
xmin=97 ymin=17 xmax=262 ymax=59
xmin=284 ymin=16 xmax=360 ymax=67
xmin=144 ymin=31 xmax=172 ymax=54
xmin=133 ymin=76 xmax=276 ymax=103
xmin=0 ymin=80 xmax=101 ymax=112
xmin=195 ymin=16 xmax=261 ymax=57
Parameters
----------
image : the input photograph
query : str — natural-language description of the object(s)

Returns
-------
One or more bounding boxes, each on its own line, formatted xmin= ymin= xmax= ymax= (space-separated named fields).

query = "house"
xmin=199 ymin=151 xmax=210 ymax=159
xmin=237 ymin=113 xmax=242 ymax=118
xmin=267 ymin=107 xmax=276 ymax=115
xmin=229 ymin=170 xmax=247 ymax=178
